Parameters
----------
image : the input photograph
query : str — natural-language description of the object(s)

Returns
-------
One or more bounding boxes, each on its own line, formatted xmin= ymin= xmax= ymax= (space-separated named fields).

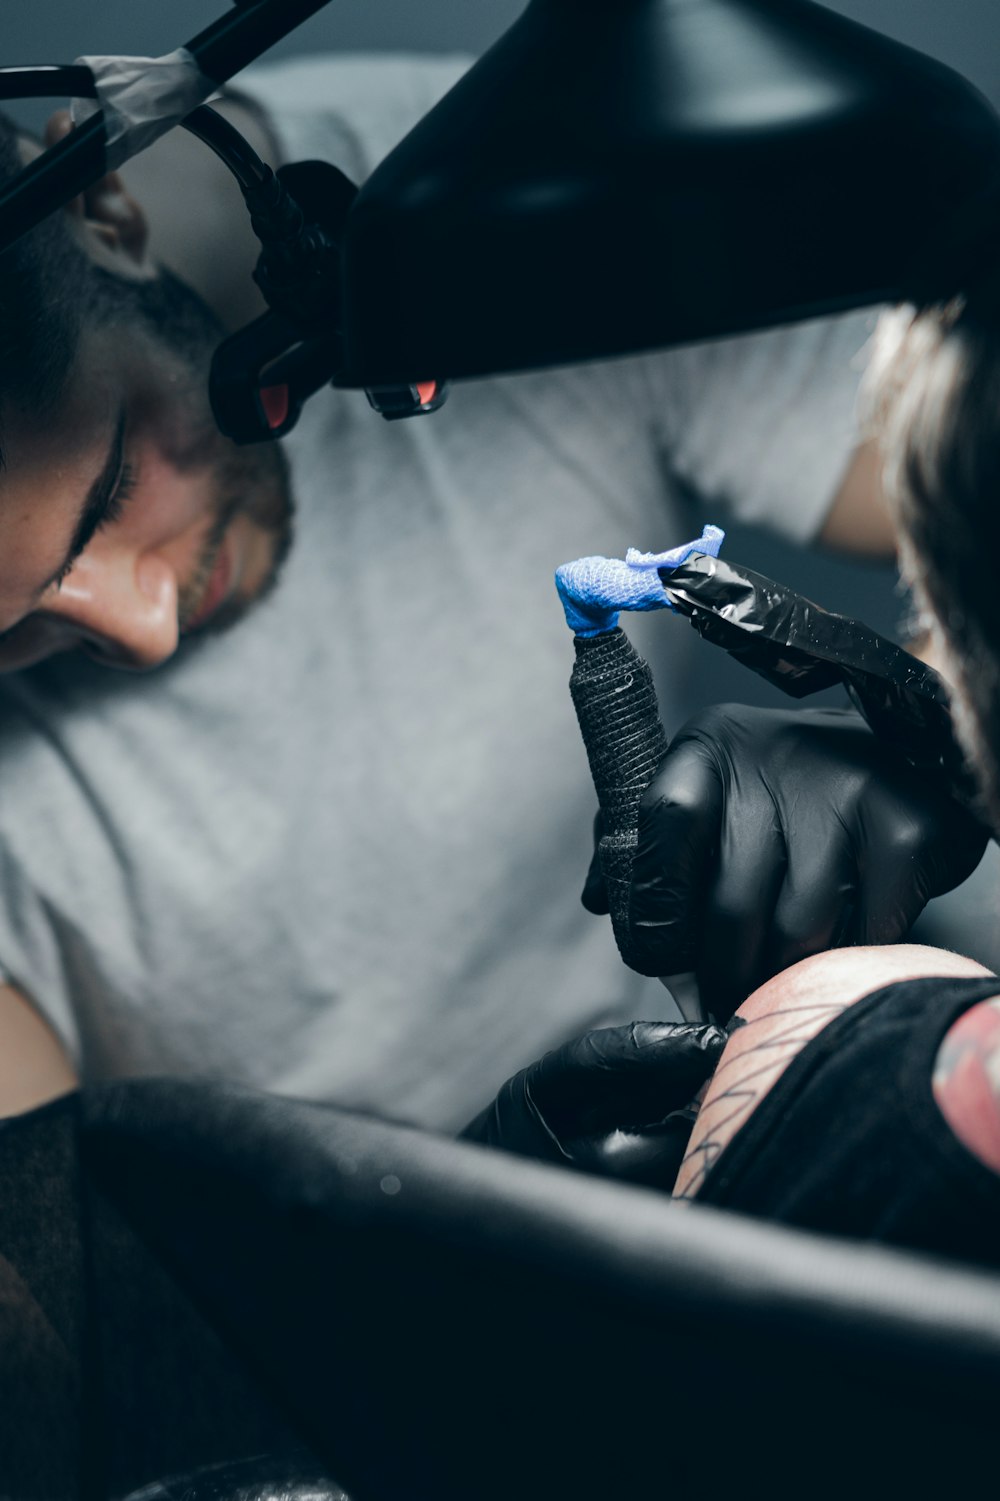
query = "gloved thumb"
xmin=531 ymin=1021 xmax=726 ymax=1138
xmin=459 ymin=1022 xmax=725 ymax=1162
xmin=853 ymin=797 xmax=988 ymax=947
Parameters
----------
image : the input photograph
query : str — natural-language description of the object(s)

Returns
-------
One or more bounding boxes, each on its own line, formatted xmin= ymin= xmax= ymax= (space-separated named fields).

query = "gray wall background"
xmin=6 ymin=1 xmax=999 ymax=960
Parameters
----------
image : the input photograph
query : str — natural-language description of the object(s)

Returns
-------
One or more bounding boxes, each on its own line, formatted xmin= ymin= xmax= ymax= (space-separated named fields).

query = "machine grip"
xmin=569 ymin=628 xmax=667 ymax=970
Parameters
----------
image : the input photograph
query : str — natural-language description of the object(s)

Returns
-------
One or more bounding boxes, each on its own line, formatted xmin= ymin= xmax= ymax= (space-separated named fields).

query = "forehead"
xmin=3 ymin=322 xmax=121 ymax=478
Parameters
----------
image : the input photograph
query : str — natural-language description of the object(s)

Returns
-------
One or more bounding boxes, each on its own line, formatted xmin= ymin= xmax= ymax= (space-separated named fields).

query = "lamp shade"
xmin=338 ymin=0 xmax=1000 ymax=385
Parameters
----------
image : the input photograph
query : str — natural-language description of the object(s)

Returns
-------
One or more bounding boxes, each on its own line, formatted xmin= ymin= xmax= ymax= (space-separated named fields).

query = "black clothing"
xmin=698 ymin=975 xmax=1000 ymax=1270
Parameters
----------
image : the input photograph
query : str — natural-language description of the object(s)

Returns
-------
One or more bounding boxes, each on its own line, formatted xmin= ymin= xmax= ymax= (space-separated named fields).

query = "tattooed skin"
xmin=932 ymin=998 xmax=1000 ymax=1176
xmin=671 ymin=944 xmax=996 ymax=1201
xmin=672 ymin=998 xmax=851 ymax=1199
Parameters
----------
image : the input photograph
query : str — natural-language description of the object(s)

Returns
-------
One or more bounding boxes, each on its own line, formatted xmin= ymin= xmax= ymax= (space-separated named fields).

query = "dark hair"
xmin=865 ymin=287 xmax=1000 ymax=833
xmin=0 ymin=111 xmax=93 ymax=448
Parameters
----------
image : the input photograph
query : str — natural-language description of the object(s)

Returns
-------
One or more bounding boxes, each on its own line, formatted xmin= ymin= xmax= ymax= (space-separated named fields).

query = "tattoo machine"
xmin=556 ymin=529 xmax=977 ymax=1024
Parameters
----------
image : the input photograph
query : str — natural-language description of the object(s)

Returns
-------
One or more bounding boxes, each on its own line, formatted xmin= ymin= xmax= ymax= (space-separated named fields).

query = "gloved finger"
xmin=848 ymin=782 xmax=983 ymax=946
xmin=627 ymin=739 xmax=726 ymax=976
xmin=696 ymin=802 xmax=788 ymax=1023
xmin=458 ymin=1073 xmax=563 ymax=1160
xmin=763 ymin=833 xmax=858 ymax=977
xmin=850 ymin=825 xmax=938 ymax=947
xmin=533 ymin=1020 xmax=726 ymax=1137
xmin=460 ymin=1023 xmax=726 ymax=1163
xmin=565 ymin=1112 xmax=696 ymax=1189
xmin=581 ymin=809 xmax=611 ymax=915
xmin=913 ymin=802 xmax=989 ymax=898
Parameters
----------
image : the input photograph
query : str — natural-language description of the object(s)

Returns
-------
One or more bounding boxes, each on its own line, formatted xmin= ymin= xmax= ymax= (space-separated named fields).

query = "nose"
xmin=42 ymin=548 xmax=180 ymax=670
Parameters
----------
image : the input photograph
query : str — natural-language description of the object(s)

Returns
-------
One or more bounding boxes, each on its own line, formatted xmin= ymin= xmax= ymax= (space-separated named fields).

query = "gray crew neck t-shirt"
xmin=0 ymin=56 xmax=875 ymax=1129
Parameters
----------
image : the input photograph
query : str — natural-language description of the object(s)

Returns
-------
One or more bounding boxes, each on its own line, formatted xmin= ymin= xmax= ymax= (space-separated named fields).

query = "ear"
xmin=44 ymin=110 xmax=150 ymax=268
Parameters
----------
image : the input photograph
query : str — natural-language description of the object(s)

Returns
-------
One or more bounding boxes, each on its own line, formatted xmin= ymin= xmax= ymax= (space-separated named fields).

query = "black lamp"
xmin=1 ymin=0 xmax=999 ymax=424
xmin=338 ymin=0 xmax=1000 ymax=386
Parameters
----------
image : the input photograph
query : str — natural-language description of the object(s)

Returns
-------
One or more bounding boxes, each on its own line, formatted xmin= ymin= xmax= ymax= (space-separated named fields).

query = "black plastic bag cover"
xmin=662 ymin=552 xmax=981 ymax=814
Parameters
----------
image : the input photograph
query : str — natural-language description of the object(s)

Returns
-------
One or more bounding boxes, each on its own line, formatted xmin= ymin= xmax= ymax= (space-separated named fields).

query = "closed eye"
xmin=48 ymin=459 xmax=141 ymax=593
xmin=97 ymin=460 xmax=137 ymax=534
xmin=41 ymin=405 xmax=125 ymax=594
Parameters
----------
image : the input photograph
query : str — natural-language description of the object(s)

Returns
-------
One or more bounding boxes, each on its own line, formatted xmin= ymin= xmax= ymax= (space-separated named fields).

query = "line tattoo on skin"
xmin=672 ymin=1000 xmax=851 ymax=1200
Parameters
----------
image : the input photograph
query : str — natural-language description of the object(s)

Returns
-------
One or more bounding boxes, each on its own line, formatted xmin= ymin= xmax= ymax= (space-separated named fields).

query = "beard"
xmin=176 ymin=456 xmax=294 ymax=637
xmin=92 ymin=262 xmax=295 ymax=639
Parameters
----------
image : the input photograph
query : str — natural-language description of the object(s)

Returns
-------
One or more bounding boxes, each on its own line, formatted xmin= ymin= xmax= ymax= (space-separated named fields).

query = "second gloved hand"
xmin=584 ymin=704 xmax=988 ymax=1022
xmin=460 ymin=1020 xmax=726 ymax=1191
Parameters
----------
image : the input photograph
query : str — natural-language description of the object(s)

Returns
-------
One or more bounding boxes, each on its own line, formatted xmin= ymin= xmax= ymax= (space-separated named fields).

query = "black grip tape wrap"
xmin=569 ymin=628 xmax=667 ymax=971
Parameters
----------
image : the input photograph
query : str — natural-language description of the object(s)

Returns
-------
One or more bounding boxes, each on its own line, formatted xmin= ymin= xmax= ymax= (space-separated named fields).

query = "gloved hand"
xmin=583 ymin=704 xmax=989 ymax=1022
xmin=460 ymin=1020 xmax=726 ymax=1190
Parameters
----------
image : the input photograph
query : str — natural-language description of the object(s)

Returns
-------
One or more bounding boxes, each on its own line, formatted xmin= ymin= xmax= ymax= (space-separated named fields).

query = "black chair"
xmin=72 ymin=1078 xmax=1000 ymax=1501
xmin=2 ymin=1081 xmax=997 ymax=1498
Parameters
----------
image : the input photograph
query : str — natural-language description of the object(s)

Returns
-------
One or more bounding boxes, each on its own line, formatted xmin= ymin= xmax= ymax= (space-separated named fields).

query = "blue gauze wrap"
xmin=554 ymin=525 xmax=725 ymax=637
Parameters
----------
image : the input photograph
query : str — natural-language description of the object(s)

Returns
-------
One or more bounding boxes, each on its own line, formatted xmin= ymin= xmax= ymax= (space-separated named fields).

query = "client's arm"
xmin=0 ymin=982 xmax=77 ymax=1118
xmin=673 ymin=943 xmax=996 ymax=1199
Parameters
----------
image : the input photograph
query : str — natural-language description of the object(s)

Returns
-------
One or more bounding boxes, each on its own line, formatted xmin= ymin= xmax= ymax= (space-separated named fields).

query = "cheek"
xmin=0 ymin=509 xmax=62 ymax=617
xmin=120 ymin=440 xmax=219 ymax=548
xmin=0 ymin=484 xmax=98 ymax=633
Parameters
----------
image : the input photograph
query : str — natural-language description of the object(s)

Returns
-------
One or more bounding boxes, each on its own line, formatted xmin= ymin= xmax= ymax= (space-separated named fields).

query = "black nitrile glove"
xmin=583 ymin=704 xmax=988 ymax=1023
xmin=461 ymin=1020 xmax=726 ymax=1190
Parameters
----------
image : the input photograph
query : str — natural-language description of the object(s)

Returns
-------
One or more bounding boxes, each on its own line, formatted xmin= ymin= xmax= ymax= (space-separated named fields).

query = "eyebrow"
xmin=41 ymin=404 xmax=128 ymax=592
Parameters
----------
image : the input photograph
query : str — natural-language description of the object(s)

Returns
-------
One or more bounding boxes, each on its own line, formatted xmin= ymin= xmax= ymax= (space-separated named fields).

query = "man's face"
xmin=0 ymin=274 xmax=293 ymax=674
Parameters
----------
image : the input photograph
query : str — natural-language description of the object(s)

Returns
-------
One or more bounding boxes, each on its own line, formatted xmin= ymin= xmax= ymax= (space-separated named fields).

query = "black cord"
xmin=0 ymin=65 xmax=97 ymax=101
xmin=180 ymin=103 xmax=271 ymax=193
xmin=0 ymin=0 xmax=337 ymax=255
xmin=185 ymin=0 xmax=333 ymax=87
xmin=181 ymin=104 xmax=311 ymax=279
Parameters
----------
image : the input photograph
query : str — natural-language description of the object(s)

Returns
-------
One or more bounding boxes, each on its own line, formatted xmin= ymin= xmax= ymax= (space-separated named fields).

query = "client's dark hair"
xmin=0 ymin=111 xmax=93 ymax=441
xmin=865 ymin=279 xmax=1000 ymax=833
